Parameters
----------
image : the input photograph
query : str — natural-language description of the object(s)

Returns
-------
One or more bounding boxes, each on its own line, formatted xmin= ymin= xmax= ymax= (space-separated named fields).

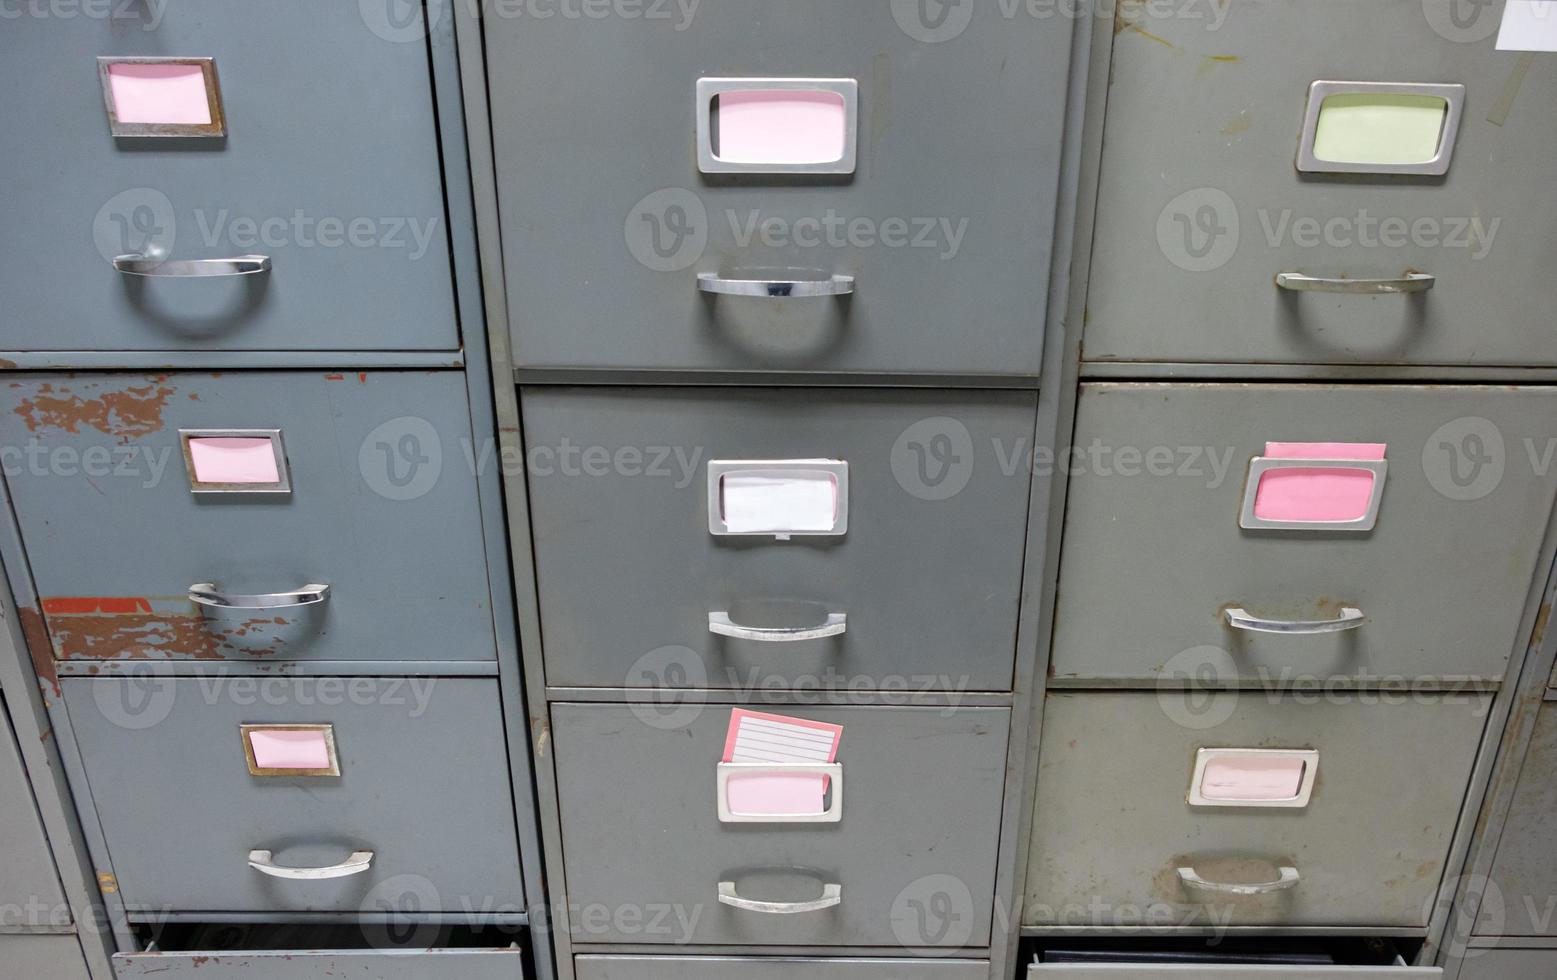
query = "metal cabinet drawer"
xmin=0 ymin=695 xmax=67 ymax=924
xmin=575 ymin=956 xmax=989 ymax=980
xmin=1456 ymin=949 xmax=1557 ymax=980
xmin=1029 ymin=941 xmax=1439 ymax=979
xmin=1031 ymin=964 xmax=1438 ymax=979
xmin=524 ymin=388 xmax=1035 ymax=691
xmin=0 ymin=935 xmax=91 ymax=980
xmin=62 ymin=678 xmax=522 ymax=914
xmin=0 ymin=1 xmax=455 ymax=352
xmin=1087 ymin=0 xmax=1557 ymax=367
xmin=1025 ymin=692 xmax=1489 ymax=928
xmin=117 ymin=949 xmax=524 ymax=980
xmin=0 ymin=373 xmax=494 ymax=664
xmin=487 ymin=4 xmax=1072 ymax=375
xmin=552 ymin=704 xmax=1009 ymax=948
xmin=1053 ymin=384 xmax=1557 ymax=686
xmin=1480 ymin=700 xmax=1557 ymax=937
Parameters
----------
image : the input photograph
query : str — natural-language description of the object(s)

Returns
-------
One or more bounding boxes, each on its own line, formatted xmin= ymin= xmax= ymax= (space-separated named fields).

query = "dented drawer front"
xmin=0 ymin=373 xmax=494 ymax=663
xmin=524 ymin=388 xmax=1035 ymax=691
xmin=1479 ymin=700 xmax=1557 ymax=937
xmin=488 ymin=3 xmax=1071 ymax=375
xmin=1025 ymin=692 xmax=1490 ymax=929
xmin=62 ymin=678 xmax=522 ymax=914
xmin=0 ymin=696 xmax=68 ymax=924
xmin=1053 ymin=384 xmax=1557 ymax=686
xmin=115 ymin=949 xmax=525 ymax=980
xmin=1088 ymin=0 xmax=1557 ymax=366
xmin=0 ymin=935 xmax=91 ymax=980
xmin=552 ymin=704 xmax=1009 ymax=947
xmin=0 ymin=2 xmax=456 ymax=352
xmin=1456 ymin=949 xmax=1557 ymax=980
xmin=575 ymin=956 xmax=990 ymax=980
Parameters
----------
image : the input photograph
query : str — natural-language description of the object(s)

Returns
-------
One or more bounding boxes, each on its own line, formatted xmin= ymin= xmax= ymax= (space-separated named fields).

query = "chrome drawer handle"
xmin=1223 ymin=606 xmax=1364 ymax=635
xmin=114 ymin=254 xmax=271 ymax=277
xmin=708 ymin=611 xmax=847 ymax=642
xmin=189 ymin=583 xmax=331 ymax=610
xmin=717 ymin=881 xmax=842 ymax=914
xmin=697 ymin=273 xmax=855 ymax=298
xmin=1275 ymin=272 xmax=1434 ymax=295
xmin=1178 ymin=865 xmax=1300 ymax=897
xmin=247 ymin=849 xmax=373 ymax=881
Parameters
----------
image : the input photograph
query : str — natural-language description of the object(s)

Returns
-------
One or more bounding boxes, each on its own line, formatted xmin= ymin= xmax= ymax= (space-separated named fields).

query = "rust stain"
xmin=1119 ymin=21 xmax=1174 ymax=48
xmin=357 ymin=372 xmax=369 ymax=384
xmin=13 ymin=378 xmax=174 ymax=437
xmin=1530 ymin=600 xmax=1551 ymax=650
xmin=42 ymin=597 xmax=153 ymax=616
xmin=44 ymin=608 xmax=287 ymax=661
xmin=96 ymin=872 xmax=118 ymax=895
xmin=324 ymin=373 xmax=346 ymax=381
xmin=17 ymin=606 xmax=59 ymax=697
xmin=0 ymin=359 xmax=16 ymax=369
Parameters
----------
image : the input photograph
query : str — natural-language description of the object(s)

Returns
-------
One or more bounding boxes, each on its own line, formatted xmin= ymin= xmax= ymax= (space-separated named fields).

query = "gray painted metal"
xmin=0 ymin=2 xmax=456 ymax=352
xmin=0 ymin=934 xmax=92 ymax=980
xmin=550 ymin=703 xmax=1009 ymax=947
xmin=522 ymin=388 xmax=1036 ymax=691
xmin=0 ymin=694 xmax=69 ymax=929
xmin=1086 ymin=0 xmax=1557 ymax=367
xmin=575 ymin=956 xmax=989 ymax=980
xmin=114 ymin=948 xmax=525 ymax=979
xmin=1026 ymin=692 xmax=1490 ymax=928
xmin=1030 ymin=964 xmax=1439 ymax=979
xmin=60 ymin=677 xmax=522 ymax=914
xmin=1479 ymin=702 xmax=1557 ymax=937
xmin=485 ymin=3 xmax=1072 ymax=376
xmin=0 ymin=372 xmax=495 ymax=664
xmin=1455 ymin=948 xmax=1556 ymax=979
xmin=1053 ymin=384 xmax=1557 ymax=686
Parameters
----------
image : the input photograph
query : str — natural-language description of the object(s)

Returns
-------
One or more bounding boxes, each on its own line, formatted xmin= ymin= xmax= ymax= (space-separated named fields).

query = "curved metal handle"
xmin=717 ymin=880 xmax=842 ymax=914
xmin=1276 ymin=272 xmax=1434 ymax=295
xmin=708 ymin=611 xmax=846 ymax=642
xmin=1178 ymin=865 xmax=1300 ymax=897
xmin=1224 ymin=606 xmax=1364 ymax=635
xmin=247 ymin=849 xmax=373 ymax=881
xmin=698 ymin=273 xmax=855 ymax=298
xmin=114 ymin=254 xmax=271 ymax=277
xmin=189 ymin=583 xmax=330 ymax=610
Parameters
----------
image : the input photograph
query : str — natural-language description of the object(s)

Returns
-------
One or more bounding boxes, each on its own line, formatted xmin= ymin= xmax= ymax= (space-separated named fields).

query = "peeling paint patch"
xmin=17 ymin=605 xmax=59 ymax=696
xmin=43 ymin=603 xmax=290 ymax=661
xmin=13 ymin=378 xmax=175 ymax=437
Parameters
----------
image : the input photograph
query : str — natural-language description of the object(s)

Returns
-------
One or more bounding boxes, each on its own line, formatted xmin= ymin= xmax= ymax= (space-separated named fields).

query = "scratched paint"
xmin=12 ymin=377 xmax=175 ymax=438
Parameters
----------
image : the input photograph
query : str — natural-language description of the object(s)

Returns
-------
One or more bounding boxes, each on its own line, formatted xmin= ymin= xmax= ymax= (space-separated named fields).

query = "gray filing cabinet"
xmin=0 ymin=693 xmax=69 ymax=923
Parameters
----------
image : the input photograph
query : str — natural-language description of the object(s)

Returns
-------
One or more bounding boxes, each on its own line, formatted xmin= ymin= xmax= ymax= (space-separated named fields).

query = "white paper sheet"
xmin=721 ymin=468 xmax=838 ymax=534
xmin=1498 ymin=1 xmax=1557 ymax=51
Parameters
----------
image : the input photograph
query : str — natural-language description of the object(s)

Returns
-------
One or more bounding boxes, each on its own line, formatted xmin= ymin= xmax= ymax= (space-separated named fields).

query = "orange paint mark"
xmin=42 ymin=597 xmax=153 ymax=616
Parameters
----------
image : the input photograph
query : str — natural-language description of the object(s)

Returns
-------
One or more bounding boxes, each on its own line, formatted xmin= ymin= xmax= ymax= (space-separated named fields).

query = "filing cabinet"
xmin=0 ymin=935 xmax=93 ymax=980
xmin=1086 ymin=0 xmax=1557 ymax=366
xmin=551 ymin=703 xmax=1009 ymax=948
xmin=117 ymin=948 xmax=525 ymax=980
xmin=1052 ymin=384 xmax=1557 ymax=686
xmin=0 ymin=693 xmax=69 ymax=922
xmin=1026 ymin=692 xmax=1490 ymax=928
xmin=1475 ymin=696 xmax=1557 ymax=938
xmin=486 ymin=2 xmax=1072 ymax=375
xmin=0 ymin=1 xmax=457 ymax=352
xmin=523 ymin=387 xmax=1036 ymax=690
xmin=0 ymin=372 xmax=495 ymax=664
xmin=1455 ymin=949 xmax=1557 ymax=979
xmin=574 ymin=957 xmax=990 ymax=980
xmin=62 ymin=677 xmax=521 ymax=915
xmin=1029 ymin=961 xmax=1438 ymax=980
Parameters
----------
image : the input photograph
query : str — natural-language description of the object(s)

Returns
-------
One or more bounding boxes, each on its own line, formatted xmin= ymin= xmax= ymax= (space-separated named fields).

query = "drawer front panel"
xmin=1031 ymin=966 xmax=1438 ymax=979
xmin=0 ymin=936 xmax=91 ymax=980
xmin=1456 ymin=949 xmax=1557 ymax=980
xmin=1025 ymin=693 xmax=1489 ymax=928
xmin=552 ymin=704 xmax=1009 ymax=947
xmin=63 ymin=678 xmax=522 ymax=913
xmin=524 ymin=388 xmax=1035 ymax=691
xmin=1481 ymin=702 xmax=1557 ymax=937
xmin=115 ymin=949 xmax=525 ymax=980
xmin=576 ymin=956 xmax=989 ymax=980
xmin=0 ymin=696 xmax=67 ymax=921
xmin=0 ymin=373 xmax=494 ymax=663
xmin=488 ymin=4 xmax=1071 ymax=375
xmin=1088 ymin=0 xmax=1557 ymax=366
xmin=1053 ymin=384 xmax=1557 ymax=685
xmin=0 ymin=2 xmax=455 ymax=352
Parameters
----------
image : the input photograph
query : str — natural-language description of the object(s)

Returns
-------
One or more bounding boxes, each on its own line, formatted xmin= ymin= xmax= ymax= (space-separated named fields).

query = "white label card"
xmin=1499 ymin=1 xmax=1557 ymax=51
